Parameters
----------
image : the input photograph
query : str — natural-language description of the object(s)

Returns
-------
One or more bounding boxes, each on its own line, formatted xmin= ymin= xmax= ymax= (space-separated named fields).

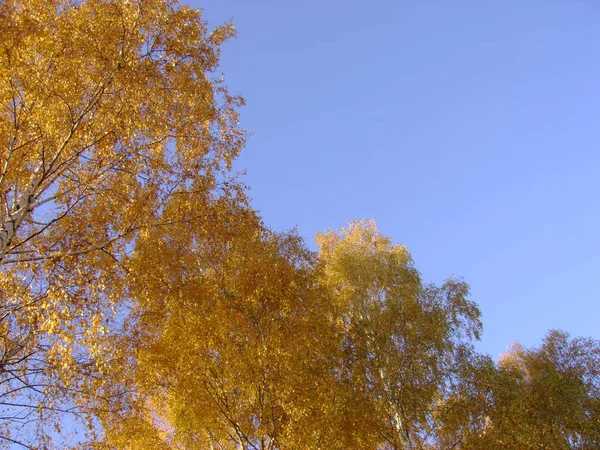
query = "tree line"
xmin=0 ymin=0 xmax=598 ymax=448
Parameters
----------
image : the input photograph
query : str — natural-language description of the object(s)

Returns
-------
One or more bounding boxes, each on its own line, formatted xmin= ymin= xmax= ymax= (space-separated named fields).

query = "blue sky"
xmin=196 ymin=0 xmax=600 ymax=359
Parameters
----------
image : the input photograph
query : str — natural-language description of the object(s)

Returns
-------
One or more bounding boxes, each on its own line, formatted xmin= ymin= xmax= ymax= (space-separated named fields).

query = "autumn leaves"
xmin=0 ymin=0 xmax=599 ymax=448
xmin=0 ymin=0 xmax=244 ymax=446
xmin=101 ymin=219 xmax=600 ymax=449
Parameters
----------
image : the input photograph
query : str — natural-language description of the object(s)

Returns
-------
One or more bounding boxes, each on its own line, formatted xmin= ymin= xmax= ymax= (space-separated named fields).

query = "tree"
xmin=109 ymin=219 xmax=487 ymax=450
xmin=476 ymin=330 xmax=600 ymax=449
xmin=100 ymin=206 xmax=341 ymax=449
xmin=0 ymin=0 xmax=245 ymax=446
xmin=4 ymin=2 xmax=598 ymax=449
xmin=314 ymin=220 xmax=483 ymax=450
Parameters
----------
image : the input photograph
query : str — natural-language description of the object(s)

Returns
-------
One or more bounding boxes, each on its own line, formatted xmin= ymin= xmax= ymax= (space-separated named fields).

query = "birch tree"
xmin=316 ymin=220 xmax=483 ymax=450
xmin=477 ymin=330 xmax=600 ymax=449
xmin=0 ymin=0 xmax=244 ymax=446
xmin=100 ymin=205 xmax=340 ymax=449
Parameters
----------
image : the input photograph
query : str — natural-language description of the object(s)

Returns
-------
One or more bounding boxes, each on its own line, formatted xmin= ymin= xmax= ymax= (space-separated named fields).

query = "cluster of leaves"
xmin=0 ymin=1 xmax=598 ymax=449
xmin=100 ymin=219 xmax=600 ymax=450
xmin=0 ymin=0 xmax=243 ymax=445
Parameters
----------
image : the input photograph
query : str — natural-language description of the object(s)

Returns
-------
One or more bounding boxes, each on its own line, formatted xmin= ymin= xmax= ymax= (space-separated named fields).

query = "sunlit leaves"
xmin=480 ymin=330 xmax=600 ymax=449
xmin=316 ymin=220 xmax=483 ymax=449
xmin=0 ymin=0 xmax=244 ymax=445
xmin=2 ymin=1 xmax=598 ymax=448
xmin=102 ymin=204 xmax=337 ymax=449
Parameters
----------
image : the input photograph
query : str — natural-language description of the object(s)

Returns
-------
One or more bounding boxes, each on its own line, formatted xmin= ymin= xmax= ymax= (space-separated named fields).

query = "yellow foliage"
xmin=105 ymin=220 xmax=484 ymax=450
xmin=101 ymin=205 xmax=340 ymax=449
xmin=2 ymin=1 xmax=596 ymax=448
xmin=0 ymin=0 xmax=245 ymax=446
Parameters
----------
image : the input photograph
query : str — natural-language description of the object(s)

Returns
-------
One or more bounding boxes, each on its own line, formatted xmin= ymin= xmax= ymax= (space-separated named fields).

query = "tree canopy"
xmin=0 ymin=1 xmax=598 ymax=449
xmin=0 ymin=0 xmax=245 ymax=445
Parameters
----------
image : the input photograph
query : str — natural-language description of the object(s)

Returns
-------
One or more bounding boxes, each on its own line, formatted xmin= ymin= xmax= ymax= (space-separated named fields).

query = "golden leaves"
xmin=315 ymin=220 xmax=483 ymax=449
xmin=474 ymin=330 xmax=600 ymax=449
xmin=0 ymin=0 xmax=246 ymax=446
xmin=103 ymin=220 xmax=484 ymax=449
xmin=1 ymin=1 xmax=597 ymax=449
xmin=100 ymin=203 xmax=337 ymax=448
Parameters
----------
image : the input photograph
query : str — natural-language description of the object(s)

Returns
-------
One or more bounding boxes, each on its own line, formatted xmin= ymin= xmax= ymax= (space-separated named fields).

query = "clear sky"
xmin=196 ymin=0 xmax=600 ymax=359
